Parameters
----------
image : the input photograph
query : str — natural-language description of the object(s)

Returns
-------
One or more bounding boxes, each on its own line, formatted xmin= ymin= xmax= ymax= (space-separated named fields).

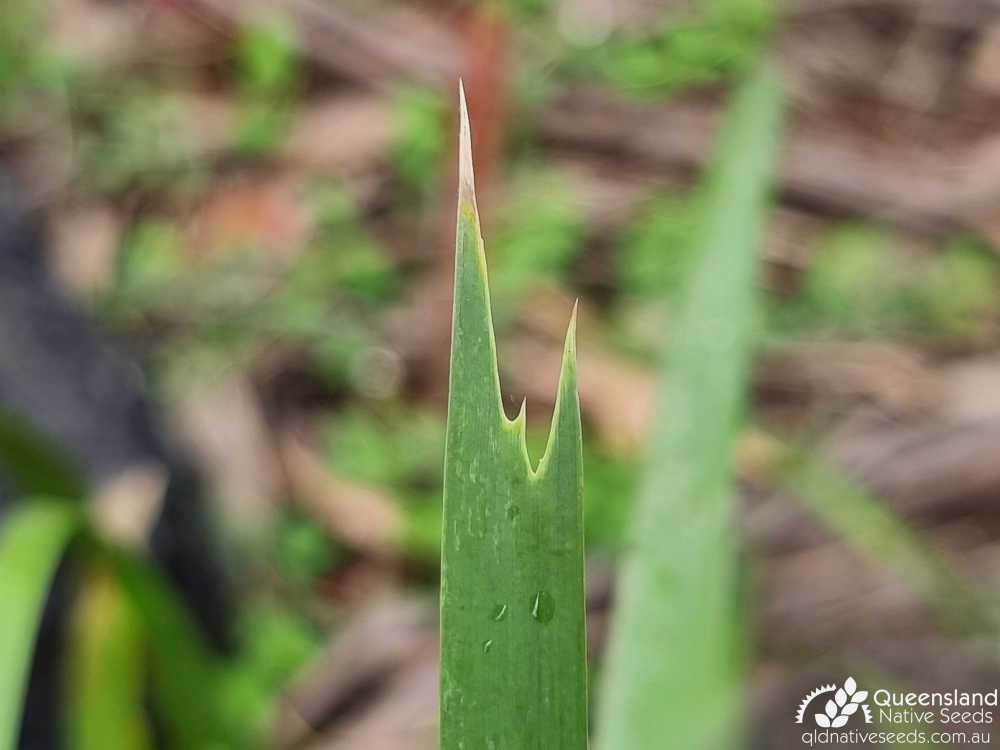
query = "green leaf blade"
xmin=596 ymin=64 xmax=784 ymax=750
xmin=0 ymin=499 xmax=81 ymax=750
xmin=109 ymin=549 xmax=237 ymax=749
xmin=69 ymin=567 xmax=151 ymax=750
xmin=440 ymin=83 xmax=587 ymax=750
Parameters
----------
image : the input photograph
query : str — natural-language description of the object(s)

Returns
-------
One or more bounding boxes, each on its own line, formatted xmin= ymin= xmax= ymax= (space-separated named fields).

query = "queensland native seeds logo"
xmin=797 ymin=677 xmax=873 ymax=729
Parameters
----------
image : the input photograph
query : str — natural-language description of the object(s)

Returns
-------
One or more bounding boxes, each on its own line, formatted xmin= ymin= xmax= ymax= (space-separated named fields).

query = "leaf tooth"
xmin=510 ymin=396 xmax=534 ymax=473
xmin=506 ymin=395 xmax=528 ymax=435
xmin=557 ymin=300 xmax=579 ymax=400
xmin=533 ymin=301 xmax=581 ymax=480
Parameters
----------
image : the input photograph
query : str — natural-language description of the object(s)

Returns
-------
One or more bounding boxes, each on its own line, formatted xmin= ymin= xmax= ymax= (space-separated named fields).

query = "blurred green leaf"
xmin=0 ymin=499 xmax=81 ymax=750
xmin=69 ymin=567 xmax=151 ymax=750
xmin=234 ymin=19 xmax=300 ymax=153
xmin=274 ymin=509 xmax=340 ymax=586
xmin=235 ymin=20 xmax=299 ymax=94
xmin=780 ymin=451 xmax=997 ymax=634
xmin=915 ymin=236 xmax=997 ymax=338
xmin=0 ymin=0 xmax=72 ymax=123
xmin=506 ymin=0 xmax=553 ymax=20
xmin=218 ymin=604 xmax=318 ymax=739
xmin=392 ymin=85 xmax=447 ymax=197
xmin=115 ymin=220 xmax=183 ymax=301
xmin=618 ymin=193 xmax=700 ymax=298
xmin=563 ymin=0 xmax=774 ymax=96
xmin=0 ymin=410 xmax=85 ymax=499
xmin=326 ymin=406 xmax=443 ymax=490
xmin=492 ymin=172 xmax=584 ymax=297
xmin=795 ymin=224 xmax=894 ymax=334
xmin=774 ymin=226 xmax=999 ymax=341
xmin=109 ymin=549 xmax=239 ymax=749
xmin=90 ymin=90 xmax=196 ymax=193
xmin=597 ymin=64 xmax=784 ymax=750
xmin=581 ymin=444 xmax=636 ymax=550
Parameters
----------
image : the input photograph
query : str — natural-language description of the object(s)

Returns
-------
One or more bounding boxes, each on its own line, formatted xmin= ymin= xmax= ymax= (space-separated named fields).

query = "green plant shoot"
xmin=0 ymin=500 xmax=81 ymax=750
xmin=439 ymin=83 xmax=587 ymax=750
xmin=596 ymin=64 xmax=784 ymax=750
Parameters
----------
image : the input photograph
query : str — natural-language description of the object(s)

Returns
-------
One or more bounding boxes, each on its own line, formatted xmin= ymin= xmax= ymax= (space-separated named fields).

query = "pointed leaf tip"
xmin=562 ymin=300 xmax=578 ymax=366
xmin=457 ymin=80 xmax=477 ymax=212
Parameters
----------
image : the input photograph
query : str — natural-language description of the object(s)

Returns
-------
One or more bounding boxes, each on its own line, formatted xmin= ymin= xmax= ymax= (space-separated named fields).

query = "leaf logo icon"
xmin=796 ymin=677 xmax=872 ymax=728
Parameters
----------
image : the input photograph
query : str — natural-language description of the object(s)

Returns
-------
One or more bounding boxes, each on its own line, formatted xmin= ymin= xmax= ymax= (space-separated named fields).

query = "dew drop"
xmin=491 ymin=603 xmax=508 ymax=621
xmin=529 ymin=590 xmax=555 ymax=623
xmin=482 ymin=639 xmax=494 ymax=654
xmin=506 ymin=503 xmax=520 ymax=521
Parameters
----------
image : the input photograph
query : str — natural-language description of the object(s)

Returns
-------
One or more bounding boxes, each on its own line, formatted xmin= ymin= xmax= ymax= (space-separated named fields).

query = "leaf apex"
xmin=560 ymin=300 xmax=579 ymax=379
xmin=457 ymin=79 xmax=478 ymax=215
xmin=567 ymin=299 xmax=578 ymax=353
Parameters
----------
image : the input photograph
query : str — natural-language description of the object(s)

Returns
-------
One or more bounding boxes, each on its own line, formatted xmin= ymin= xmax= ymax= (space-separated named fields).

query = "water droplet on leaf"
xmin=482 ymin=639 xmax=494 ymax=654
xmin=491 ymin=603 xmax=508 ymax=621
xmin=530 ymin=590 xmax=555 ymax=623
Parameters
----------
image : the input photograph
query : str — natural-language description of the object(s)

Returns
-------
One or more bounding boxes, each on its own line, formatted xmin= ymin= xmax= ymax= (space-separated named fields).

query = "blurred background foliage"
xmin=3 ymin=0 xmax=1000 ymax=747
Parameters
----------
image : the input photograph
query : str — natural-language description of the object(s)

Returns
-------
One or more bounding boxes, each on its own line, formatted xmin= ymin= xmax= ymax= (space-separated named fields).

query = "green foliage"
xmin=597 ymin=64 xmax=784 ymax=750
xmin=69 ymin=569 xmax=151 ymax=750
xmin=774 ymin=226 xmax=1000 ymax=341
xmin=111 ymin=186 xmax=397 ymax=390
xmin=235 ymin=20 xmax=300 ymax=95
xmin=780 ymin=452 xmax=997 ymax=634
xmin=274 ymin=508 xmax=341 ymax=586
xmin=236 ymin=605 xmax=317 ymax=689
xmin=326 ymin=406 xmax=443 ymax=491
xmin=323 ymin=405 xmax=444 ymax=559
xmin=109 ymin=549 xmax=238 ymax=749
xmin=0 ymin=0 xmax=71 ymax=124
xmin=392 ymin=85 xmax=447 ymax=197
xmin=89 ymin=89 xmax=197 ymax=193
xmin=0 ymin=0 xmax=42 ymax=109
xmin=217 ymin=604 xmax=319 ymax=739
xmin=310 ymin=185 xmax=397 ymax=300
xmin=0 ymin=487 xmax=310 ymax=750
xmin=492 ymin=171 xmax=585 ymax=296
xmin=116 ymin=219 xmax=183 ymax=299
xmin=439 ymin=87 xmax=587 ymax=749
xmin=563 ymin=0 xmax=774 ymax=96
xmin=506 ymin=0 xmax=553 ymax=21
xmin=0 ymin=410 xmax=85 ymax=499
xmin=233 ymin=19 xmax=301 ymax=154
xmin=792 ymin=224 xmax=894 ymax=333
xmin=920 ymin=237 xmax=999 ymax=336
xmin=618 ymin=192 xmax=701 ymax=297
xmin=0 ymin=500 xmax=82 ymax=750
xmin=581 ymin=444 xmax=636 ymax=550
